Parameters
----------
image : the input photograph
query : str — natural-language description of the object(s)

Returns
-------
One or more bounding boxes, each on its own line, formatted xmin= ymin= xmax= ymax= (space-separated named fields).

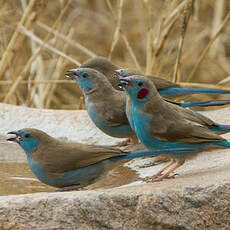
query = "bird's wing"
xmin=146 ymin=99 xmax=225 ymax=143
xmin=149 ymin=76 xmax=181 ymax=90
xmin=153 ymin=122 xmax=225 ymax=143
xmin=36 ymin=142 xmax=128 ymax=174
xmin=169 ymin=103 xmax=218 ymax=127
xmin=97 ymin=93 xmax=130 ymax=127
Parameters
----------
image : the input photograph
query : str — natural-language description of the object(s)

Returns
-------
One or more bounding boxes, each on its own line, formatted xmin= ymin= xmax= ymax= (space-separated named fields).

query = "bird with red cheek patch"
xmin=119 ymin=75 xmax=230 ymax=181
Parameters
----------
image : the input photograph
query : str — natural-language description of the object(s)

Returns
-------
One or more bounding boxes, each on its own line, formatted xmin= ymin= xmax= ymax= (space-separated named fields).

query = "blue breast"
xmin=126 ymin=98 xmax=135 ymax=131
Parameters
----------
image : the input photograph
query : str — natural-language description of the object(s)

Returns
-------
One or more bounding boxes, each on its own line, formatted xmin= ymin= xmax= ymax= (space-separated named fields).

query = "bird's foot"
xmin=159 ymin=173 xmax=179 ymax=180
xmin=141 ymin=174 xmax=162 ymax=183
xmin=138 ymin=162 xmax=157 ymax=168
xmin=112 ymin=138 xmax=132 ymax=147
xmin=56 ymin=185 xmax=81 ymax=192
xmin=141 ymin=173 xmax=179 ymax=183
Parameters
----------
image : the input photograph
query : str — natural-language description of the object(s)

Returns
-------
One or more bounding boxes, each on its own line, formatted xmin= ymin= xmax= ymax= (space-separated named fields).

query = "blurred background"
xmin=0 ymin=0 xmax=229 ymax=110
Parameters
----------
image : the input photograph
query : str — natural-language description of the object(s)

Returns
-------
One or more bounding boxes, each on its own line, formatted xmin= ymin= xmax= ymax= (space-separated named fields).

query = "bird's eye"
xmin=24 ymin=134 xmax=30 ymax=138
xmin=82 ymin=73 xmax=88 ymax=78
xmin=138 ymin=82 xmax=143 ymax=87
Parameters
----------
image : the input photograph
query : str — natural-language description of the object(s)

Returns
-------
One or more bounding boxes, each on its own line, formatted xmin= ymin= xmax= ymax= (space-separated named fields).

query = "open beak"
xmin=65 ymin=69 xmax=77 ymax=79
xmin=7 ymin=131 xmax=20 ymax=143
xmin=118 ymin=77 xmax=132 ymax=89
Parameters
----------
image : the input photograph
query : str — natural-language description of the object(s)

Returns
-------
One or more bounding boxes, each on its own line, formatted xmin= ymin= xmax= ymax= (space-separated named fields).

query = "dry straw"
xmin=0 ymin=0 xmax=229 ymax=109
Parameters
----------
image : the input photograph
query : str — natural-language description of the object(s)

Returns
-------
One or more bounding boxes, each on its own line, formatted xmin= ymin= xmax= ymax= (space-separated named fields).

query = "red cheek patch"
xmin=137 ymin=88 xmax=149 ymax=99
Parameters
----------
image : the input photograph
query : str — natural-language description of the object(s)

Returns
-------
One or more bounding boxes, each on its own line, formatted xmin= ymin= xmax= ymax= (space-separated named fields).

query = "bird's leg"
xmin=142 ymin=160 xmax=176 ymax=183
xmin=56 ymin=185 xmax=82 ymax=192
xmin=138 ymin=155 xmax=170 ymax=168
xmin=158 ymin=159 xmax=185 ymax=180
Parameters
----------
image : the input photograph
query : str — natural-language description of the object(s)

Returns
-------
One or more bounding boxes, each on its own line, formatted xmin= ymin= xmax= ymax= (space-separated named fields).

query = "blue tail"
xmin=180 ymin=100 xmax=230 ymax=108
xmin=112 ymin=147 xmax=201 ymax=161
xmin=212 ymin=141 xmax=230 ymax=148
xmin=159 ymin=88 xmax=230 ymax=96
xmin=210 ymin=125 xmax=230 ymax=133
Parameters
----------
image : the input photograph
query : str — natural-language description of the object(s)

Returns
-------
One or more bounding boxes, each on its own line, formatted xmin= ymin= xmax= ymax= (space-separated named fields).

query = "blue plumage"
xmin=119 ymin=75 xmax=230 ymax=180
xmin=179 ymin=100 xmax=230 ymax=108
xmin=159 ymin=87 xmax=230 ymax=96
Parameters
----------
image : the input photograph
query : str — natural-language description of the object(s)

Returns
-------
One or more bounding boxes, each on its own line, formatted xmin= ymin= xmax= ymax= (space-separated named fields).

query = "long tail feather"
xmin=210 ymin=125 xmax=230 ymax=133
xmin=213 ymin=141 xmax=230 ymax=148
xmin=159 ymin=88 xmax=230 ymax=96
xmin=113 ymin=147 xmax=201 ymax=161
xmin=180 ymin=100 xmax=230 ymax=108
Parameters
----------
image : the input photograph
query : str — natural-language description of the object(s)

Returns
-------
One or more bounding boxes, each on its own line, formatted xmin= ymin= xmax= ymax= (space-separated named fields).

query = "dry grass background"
xmin=0 ymin=0 xmax=229 ymax=110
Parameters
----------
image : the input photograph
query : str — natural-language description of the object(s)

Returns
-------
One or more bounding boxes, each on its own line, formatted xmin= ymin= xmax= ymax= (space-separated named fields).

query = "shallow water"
xmin=0 ymin=162 xmax=55 ymax=195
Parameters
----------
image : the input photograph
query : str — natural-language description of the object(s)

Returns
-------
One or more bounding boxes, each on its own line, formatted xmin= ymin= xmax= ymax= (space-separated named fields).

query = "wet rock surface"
xmin=0 ymin=104 xmax=230 ymax=229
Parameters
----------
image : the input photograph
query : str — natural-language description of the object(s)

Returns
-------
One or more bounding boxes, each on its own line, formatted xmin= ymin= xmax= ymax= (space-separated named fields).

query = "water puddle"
xmin=0 ymin=162 xmax=55 ymax=195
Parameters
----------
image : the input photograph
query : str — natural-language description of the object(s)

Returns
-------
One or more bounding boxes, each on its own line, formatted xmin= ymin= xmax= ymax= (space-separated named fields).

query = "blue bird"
xmin=65 ymin=68 xmax=138 ymax=146
xmin=119 ymin=75 xmax=230 ymax=180
xmin=7 ymin=128 xmax=199 ymax=189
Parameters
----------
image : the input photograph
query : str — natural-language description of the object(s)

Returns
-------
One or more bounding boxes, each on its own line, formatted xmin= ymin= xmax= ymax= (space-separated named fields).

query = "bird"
xmin=65 ymin=67 xmax=138 ymax=146
xmin=119 ymin=75 xmax=230 ymax=180
xmin=6 ymin=128 xmax=198 ymax=189
xmin=81 ymin=56 xmax=230 ymax=97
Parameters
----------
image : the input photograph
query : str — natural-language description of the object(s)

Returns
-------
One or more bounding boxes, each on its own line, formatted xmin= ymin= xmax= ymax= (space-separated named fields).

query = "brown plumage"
xmin=81 ymin=56 xmax=180 ymax=91
xmin=24 ymin=128 xmax=128 ymax=174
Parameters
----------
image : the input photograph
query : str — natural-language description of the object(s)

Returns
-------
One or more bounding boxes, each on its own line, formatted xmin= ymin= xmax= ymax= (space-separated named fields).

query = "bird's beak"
xmin=7 ymin=131 xmax=20 ymax=143
xmin=114 ymin=69 xmax=121 ymax=78
xmin=65 ymin=69 xmax=77 ymax=79
xmin=114 ymin=69 xmax=126 ymax=78
xmin=118 ymin=77 xmax=132 ymax=89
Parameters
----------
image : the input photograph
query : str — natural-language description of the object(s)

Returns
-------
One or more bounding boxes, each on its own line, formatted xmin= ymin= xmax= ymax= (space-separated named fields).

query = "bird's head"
xmin=66 ymin=67 xmax=113 ymax=95
xmin=7 ymin=128 xmax=52 ymax=155
xmin=66 ymin=68 xmax=96 ymax=94
xmin=119 ymin=75 xmax=157 ymax=103
xmin=80 ymin=57 xmax=121 ymax=90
